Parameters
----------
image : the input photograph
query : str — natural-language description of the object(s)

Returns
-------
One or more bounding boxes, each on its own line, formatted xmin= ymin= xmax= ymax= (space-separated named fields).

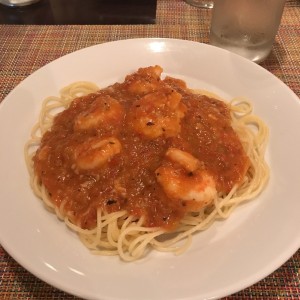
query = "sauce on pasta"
xmin=33 ymin=66 xmax=250 ymax=231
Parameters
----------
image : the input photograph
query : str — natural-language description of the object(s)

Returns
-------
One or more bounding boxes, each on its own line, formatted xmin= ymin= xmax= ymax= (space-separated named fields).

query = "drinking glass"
xmin=209 ymin=0 xmax=285 ymax=63
xmin=0 ymin=0 xmax=40 ymax=6
xmin=184 ymin=0 xmax=213 ymax=9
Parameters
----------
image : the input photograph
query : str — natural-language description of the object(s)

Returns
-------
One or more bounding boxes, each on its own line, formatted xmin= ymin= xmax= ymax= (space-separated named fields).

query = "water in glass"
xmin=210 ymin=0 xmax=285 ymax=62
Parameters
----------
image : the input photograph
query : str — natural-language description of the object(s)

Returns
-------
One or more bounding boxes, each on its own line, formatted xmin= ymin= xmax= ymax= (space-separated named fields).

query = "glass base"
xmin=0 ymin=0 xmax=40 ymax=7
xmin=210 ymin=32 xmax=272 ymax=63
xmin=184 ymin=0 xmax=213 ymax=8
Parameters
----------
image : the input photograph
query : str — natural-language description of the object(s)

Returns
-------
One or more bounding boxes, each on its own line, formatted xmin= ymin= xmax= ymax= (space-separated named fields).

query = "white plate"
xmin=0 ymin=38 xmax=299 ymax=300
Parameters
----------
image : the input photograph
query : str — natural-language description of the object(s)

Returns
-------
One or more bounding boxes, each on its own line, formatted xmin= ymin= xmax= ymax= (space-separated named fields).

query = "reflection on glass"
xmin=0 ymin=0 xmax=40 ymax=6
xmin=184 ymin=0 xmax=213 ymax=9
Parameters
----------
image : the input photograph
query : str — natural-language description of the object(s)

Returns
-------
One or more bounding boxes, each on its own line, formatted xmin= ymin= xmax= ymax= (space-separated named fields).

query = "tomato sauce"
xmin=34 ymin=67 xmax=249 ymax=230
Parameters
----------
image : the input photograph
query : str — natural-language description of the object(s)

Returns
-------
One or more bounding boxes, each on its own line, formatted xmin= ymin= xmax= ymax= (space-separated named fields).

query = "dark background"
xmin=0 ymin=0 xmax=157 ymax=24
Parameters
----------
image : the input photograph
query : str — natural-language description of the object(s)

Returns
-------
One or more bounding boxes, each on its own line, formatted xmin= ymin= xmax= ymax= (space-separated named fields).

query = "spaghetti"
xmin=25 ymin=66 xmax=269 ymax=261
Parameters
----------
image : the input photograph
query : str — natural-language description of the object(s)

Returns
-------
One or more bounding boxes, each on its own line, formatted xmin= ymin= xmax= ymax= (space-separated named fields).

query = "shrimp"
xmin=156 ymin=148 xmax=217 ymax=211
xmin=129 ymin=86 xmax=187 ymax=139
xmin=73 ymin=137 xmax=121 ymax=171
xmin=74 ymin=95 xmax=124 ymax=131
xmin=165 ymin=148 xmax=202 ymax=172
xmin=123 ymin=65 xmax=163 ymax=95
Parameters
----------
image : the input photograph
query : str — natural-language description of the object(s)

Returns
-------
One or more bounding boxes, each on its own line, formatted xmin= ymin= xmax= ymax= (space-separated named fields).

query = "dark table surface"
xmin=0 ymin=0 xmax=157 ymax=25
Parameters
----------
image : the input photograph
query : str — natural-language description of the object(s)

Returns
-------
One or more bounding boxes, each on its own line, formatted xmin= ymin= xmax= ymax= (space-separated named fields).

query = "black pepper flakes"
xmin=106 ymin=199 xmax=117 ymax=205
